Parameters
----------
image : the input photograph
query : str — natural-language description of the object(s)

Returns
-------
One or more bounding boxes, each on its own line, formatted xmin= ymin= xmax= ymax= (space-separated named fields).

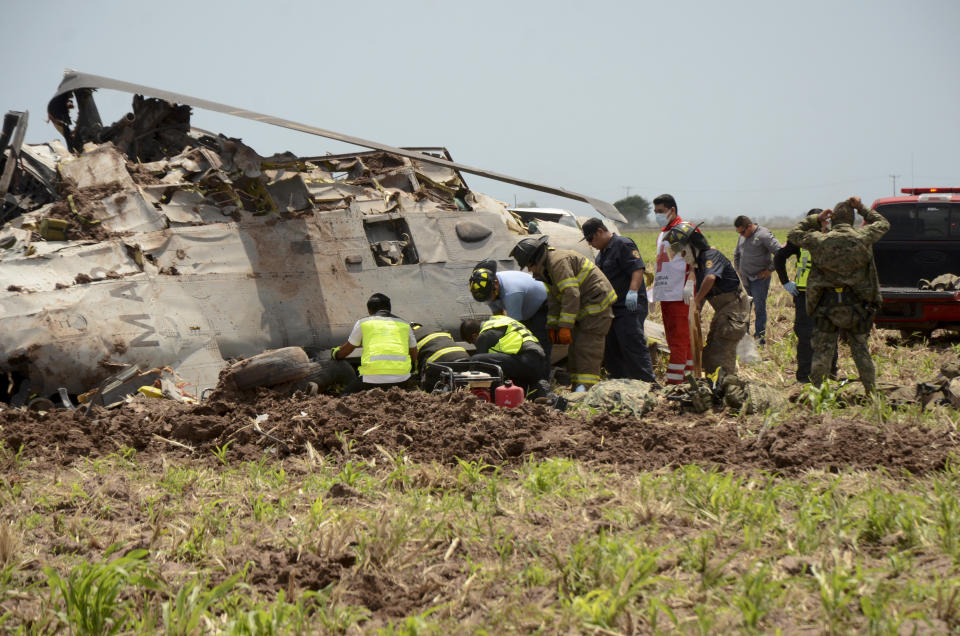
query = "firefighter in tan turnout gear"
xmin=510 ymin=236 xmax=616 ymax=391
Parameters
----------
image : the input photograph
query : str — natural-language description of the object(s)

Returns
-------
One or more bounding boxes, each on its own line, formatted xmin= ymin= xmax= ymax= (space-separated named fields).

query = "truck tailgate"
xmin=881 ymin=287 xmax=958 ymax=300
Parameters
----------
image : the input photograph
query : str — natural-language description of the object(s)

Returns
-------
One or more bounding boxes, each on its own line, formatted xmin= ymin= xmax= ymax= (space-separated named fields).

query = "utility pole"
xmin=889 ymin=174 xmax=900 ymax=196
xmin=621 ymin=186 xmax=632 ymax=198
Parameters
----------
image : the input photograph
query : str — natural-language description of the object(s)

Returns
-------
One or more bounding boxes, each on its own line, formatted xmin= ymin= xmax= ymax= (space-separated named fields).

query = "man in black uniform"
xmin=411 ymin=324 xmax=470 ymax=391
xmin=460 ymin=316 xmax=551 ymax=397
xmin=665 ymin=222 xmax=749 ymax=376
xmin=581 ymin=218 xmax=657 ymax=384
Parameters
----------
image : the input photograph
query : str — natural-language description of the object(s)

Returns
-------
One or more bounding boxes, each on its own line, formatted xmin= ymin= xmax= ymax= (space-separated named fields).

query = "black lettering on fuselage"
xmin=110 ymin=283 xmax=145 ymax=303
xmin=119 ymin=314 xmax=160 ymax=347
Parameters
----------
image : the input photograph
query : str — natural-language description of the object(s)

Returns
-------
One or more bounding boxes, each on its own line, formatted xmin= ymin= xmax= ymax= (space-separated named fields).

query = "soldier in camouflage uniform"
xmin=787 ymin=197 xmax=890 ymax=392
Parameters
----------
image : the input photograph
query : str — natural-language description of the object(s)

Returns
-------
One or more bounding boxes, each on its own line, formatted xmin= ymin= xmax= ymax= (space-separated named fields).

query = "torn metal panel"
xmin=98 ymin=189 xmax=167 ymax=232
xmin=0 ymin=110 xmax=29 ymax=197
xmin=0 ymin=227 xmax=33 ymax=255
xmin=264 ymin=173 xmax=312 ymax=212
xmin=157 ymin=190 xmax=207 ymax=224
xmin=50 ymin=71 xmax=626 ymax=223
xmin=58 ymin=143 xmax=136 ymax=190
xmin=0 ymin=276 xmax=225 ymax=396
xmin=0 ymin=239 xmax=141 ymax=292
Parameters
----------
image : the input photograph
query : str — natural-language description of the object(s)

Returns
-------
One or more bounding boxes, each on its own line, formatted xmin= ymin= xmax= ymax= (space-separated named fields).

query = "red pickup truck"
xmin=871 ymin=187 xmax=960 ymax=336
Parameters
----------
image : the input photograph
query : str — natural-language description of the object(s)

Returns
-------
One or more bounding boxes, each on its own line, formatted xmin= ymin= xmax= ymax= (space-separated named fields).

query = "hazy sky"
xmin=3 ymin=0 xmax=958 ymax=223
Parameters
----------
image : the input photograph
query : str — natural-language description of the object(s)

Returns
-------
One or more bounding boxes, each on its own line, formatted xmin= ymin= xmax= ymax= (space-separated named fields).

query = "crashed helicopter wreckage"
xmin=0 ymin=71 xmax=627 ymax=404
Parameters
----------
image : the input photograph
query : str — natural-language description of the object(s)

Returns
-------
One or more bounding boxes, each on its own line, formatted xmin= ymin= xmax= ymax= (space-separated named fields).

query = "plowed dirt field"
xmin=2 ymin=388 xmax=955 ymax=474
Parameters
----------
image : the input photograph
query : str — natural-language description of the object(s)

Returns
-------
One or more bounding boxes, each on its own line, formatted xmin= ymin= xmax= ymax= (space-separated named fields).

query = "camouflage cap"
xmin=832 ymin=201 xmax=855 ymax=226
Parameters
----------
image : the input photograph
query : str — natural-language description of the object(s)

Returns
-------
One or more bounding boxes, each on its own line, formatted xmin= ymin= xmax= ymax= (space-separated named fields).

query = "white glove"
xmin=682 ymin=278 xmax=695 ymax=304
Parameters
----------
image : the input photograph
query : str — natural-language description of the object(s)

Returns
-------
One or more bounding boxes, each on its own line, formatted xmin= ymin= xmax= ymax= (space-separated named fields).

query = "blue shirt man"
xmin=581 ymin=218 xmax=657 ymax=384
xmin=487 ymin=270 xmax=548 ymax=321
xmin=469 ymin=262 xmax=551 ymax=378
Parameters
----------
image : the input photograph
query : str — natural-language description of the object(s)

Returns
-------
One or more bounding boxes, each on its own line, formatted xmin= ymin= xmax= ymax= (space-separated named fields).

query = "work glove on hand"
xmin=330 ymin=346 xmax=341 ymax=360
xmin=783 ymin=281 xmax=799 ymax=297
xmin=625 ymin=289 xmax=639 ymax=312
xmin=547 ymin=328 xmax=557 ymax=343
xmin=682 ymin=278 xmax=695 ymax=304
xmin=557 ymin=328 xmax=573 ymax=345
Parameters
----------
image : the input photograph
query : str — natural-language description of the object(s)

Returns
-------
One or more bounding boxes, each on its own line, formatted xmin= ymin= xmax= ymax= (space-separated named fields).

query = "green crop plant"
xmin=160 ymin=465 xmax=199 ymax=497
xmin=44 ymin=547 xmax=161 ymax=636
xmin=336 ymin=460 xmax=365 ymax=488
xmin=211 ymin=440 xmax=233 ymax=465
xmin=813 ymin=559 xmax=863 ymax=633
xmin=162 ymin=574 xmax=243 ymax=635
xmin=521 ymin=457 xmax=582 ymax=497
xmin=455 ymin=458 xmax=497 ymax=491
xmin=800 ymin=379 xmax=845 ymax=414
xmin=933 ymin=481 xmax=960 ymax=557
xmin=733 ymin=562 xmax=782 ymax=631
xmin=857 ymin=490 xmax=924 ymax=549
xmin=0 ymin=442 xmax=25 ymax=471
xmin=678 ymin=531 xmax=739 ymax=590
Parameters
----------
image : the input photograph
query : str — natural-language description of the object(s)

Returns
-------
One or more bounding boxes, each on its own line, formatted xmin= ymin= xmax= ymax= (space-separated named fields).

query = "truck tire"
xmin=222 ymin=347 xmax=312 ymax=391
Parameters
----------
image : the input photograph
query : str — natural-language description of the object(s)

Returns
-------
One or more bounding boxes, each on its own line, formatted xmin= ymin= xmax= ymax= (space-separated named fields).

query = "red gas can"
xmin=495 ymin=380 xmax=524 ymax=408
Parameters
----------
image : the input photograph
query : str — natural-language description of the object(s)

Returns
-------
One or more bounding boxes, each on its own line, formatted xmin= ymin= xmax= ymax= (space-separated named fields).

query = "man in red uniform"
xmin=651 ymin=194 xmax=694 ymax=384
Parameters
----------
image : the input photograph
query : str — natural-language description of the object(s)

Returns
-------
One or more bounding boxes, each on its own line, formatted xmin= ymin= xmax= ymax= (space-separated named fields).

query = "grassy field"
xmin=625 ymin=227 xmax=789 ymax=264
xmin=2 ymin=228 xmax=960 ymax=634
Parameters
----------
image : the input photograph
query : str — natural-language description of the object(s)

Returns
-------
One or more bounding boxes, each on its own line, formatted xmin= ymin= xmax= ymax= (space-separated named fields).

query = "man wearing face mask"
xmin=652 ymin=194 xmax=695 ymax=384
xmin=664 ymin=222 xmax=749 ymax=377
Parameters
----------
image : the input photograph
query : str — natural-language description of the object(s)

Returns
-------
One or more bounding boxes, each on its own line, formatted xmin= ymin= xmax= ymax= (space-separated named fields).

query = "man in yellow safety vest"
xmin=460 ymin=315 xmax=552 ymax=398
xmin=412 ymin=323 xmax=469 ymax=392
xmin=333 ymin=293 xmax=417 ymax=393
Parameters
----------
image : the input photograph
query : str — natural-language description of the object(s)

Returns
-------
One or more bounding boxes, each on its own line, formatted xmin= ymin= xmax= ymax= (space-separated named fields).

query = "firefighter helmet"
xmin=469 ymin=267 xmax=497 ymax=301
xmin=509 ymin=235 xmax=549 ymax=268
xmin=664 ymin=221 xmax=708 ymax=257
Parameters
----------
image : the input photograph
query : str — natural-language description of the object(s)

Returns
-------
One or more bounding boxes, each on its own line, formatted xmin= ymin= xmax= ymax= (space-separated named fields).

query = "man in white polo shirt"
xmin=332 ymin=293 xmax=417 ymax=393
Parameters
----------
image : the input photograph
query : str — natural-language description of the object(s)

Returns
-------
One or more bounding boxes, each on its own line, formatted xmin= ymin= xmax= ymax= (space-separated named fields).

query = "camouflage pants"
xmin=567 ymin=312 xmax=612 ymax=388
xmin=702 ymin=291 xmax=749 ymax=377
xmin=810 ymin=301 xmax=876 ymax=391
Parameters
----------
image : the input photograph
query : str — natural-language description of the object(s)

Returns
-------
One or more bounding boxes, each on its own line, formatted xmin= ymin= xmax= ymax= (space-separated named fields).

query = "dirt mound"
xmin=1 ymin=390 xmax=957 ymax=475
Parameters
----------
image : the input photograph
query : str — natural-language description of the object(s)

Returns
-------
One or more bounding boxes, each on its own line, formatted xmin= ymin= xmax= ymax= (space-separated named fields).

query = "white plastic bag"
xmin=736 ymin=333 xmax=761 ymax=364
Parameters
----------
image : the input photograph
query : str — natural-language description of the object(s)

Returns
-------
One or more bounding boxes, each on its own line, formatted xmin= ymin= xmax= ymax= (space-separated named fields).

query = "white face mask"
xmin=655 ymin=212 xmax=668 ymax=227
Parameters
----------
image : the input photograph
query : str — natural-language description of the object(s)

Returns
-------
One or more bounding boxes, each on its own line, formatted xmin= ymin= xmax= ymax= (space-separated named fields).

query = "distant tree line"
xmin=613 ymin=195 xmax=651 ymax=227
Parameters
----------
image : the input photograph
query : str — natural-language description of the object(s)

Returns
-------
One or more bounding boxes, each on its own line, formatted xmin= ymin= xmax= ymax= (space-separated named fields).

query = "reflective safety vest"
xmin=544 ymin=249 xmax=617 ymax=328
xmin=358 ymin=315 xmax=412 ymax=377
xmin=795 ymin=248 xmax=812 ymax=291
xmin=480 ymin=315 xmax=539 ymax=355
xmin=415 ymin=330 xmax=468 ymax=365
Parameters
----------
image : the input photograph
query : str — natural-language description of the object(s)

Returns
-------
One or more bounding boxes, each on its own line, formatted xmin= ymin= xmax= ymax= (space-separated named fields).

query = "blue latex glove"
xmin=783 ymin=281 xmax=799 ymax=297
xmin=625 ymin=289 xmax=639 ymax=311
